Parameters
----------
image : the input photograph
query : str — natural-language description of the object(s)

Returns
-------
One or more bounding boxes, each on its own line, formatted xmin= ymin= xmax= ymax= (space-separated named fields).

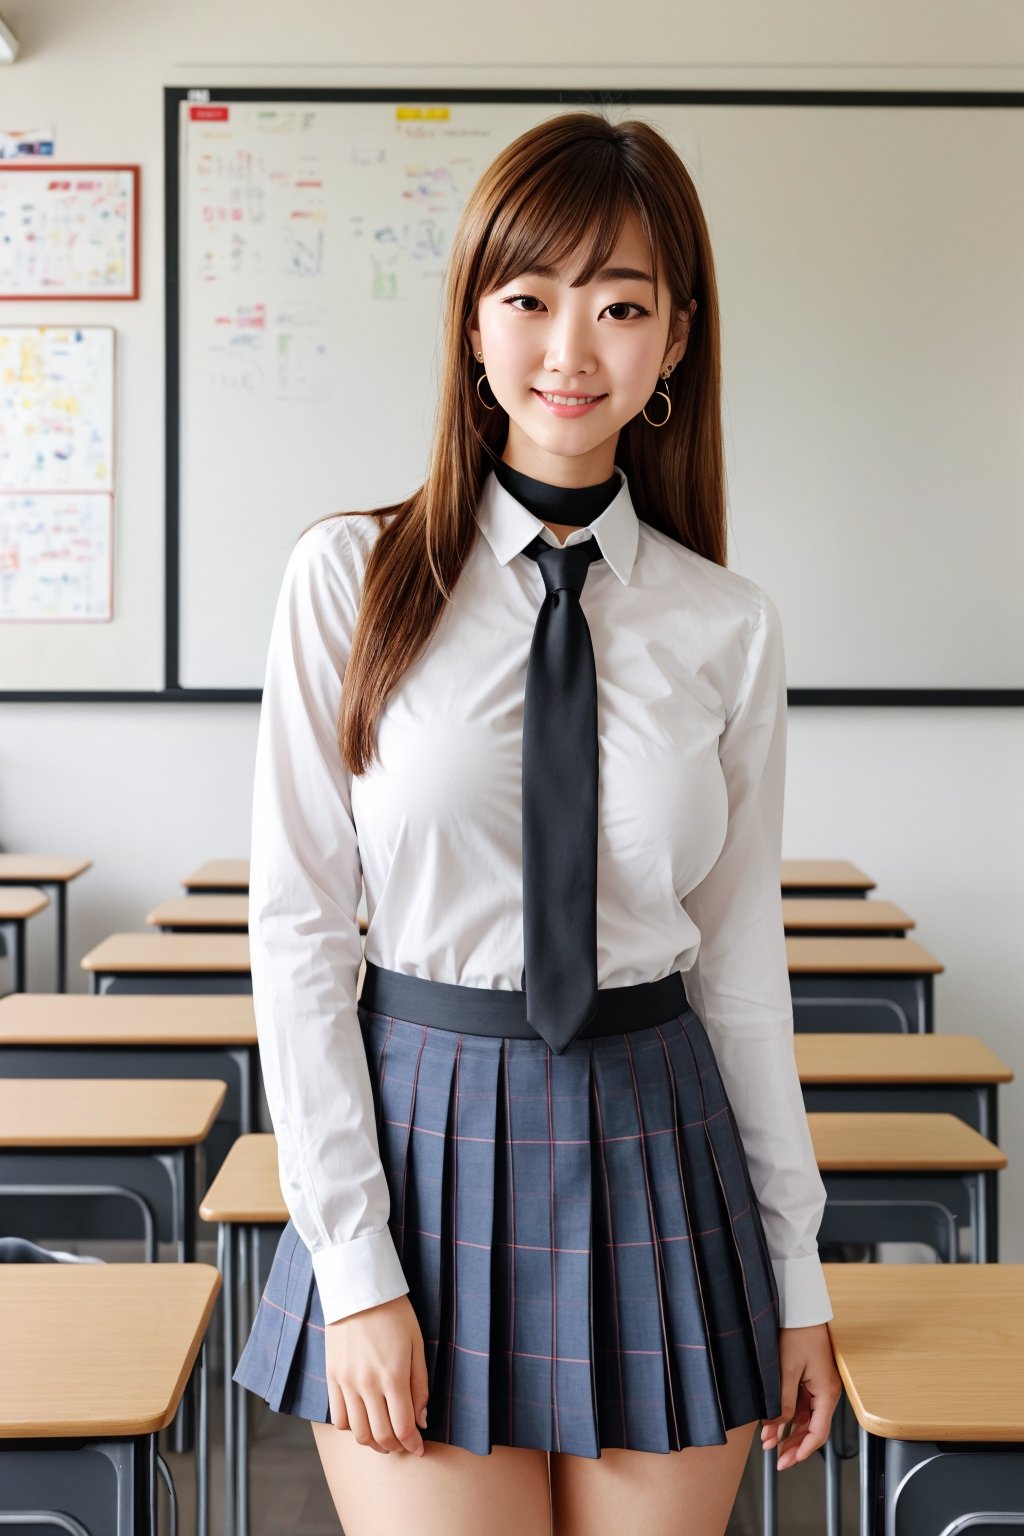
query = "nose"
xmin=543 ymin=309 xmax=597 ymax=380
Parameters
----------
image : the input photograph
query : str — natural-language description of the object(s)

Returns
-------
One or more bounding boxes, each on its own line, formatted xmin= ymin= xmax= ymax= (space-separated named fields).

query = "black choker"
xmin=491 ymin=459 xmax=620 ymax=525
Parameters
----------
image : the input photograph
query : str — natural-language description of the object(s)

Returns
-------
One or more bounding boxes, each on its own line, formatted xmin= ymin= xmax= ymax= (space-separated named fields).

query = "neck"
xmin=490 ymin=457 xmax=621 ymax=545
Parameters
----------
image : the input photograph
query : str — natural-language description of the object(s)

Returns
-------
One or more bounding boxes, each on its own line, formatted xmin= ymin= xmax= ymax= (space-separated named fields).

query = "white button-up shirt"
xmin=249 ymin=465 xmax=833 ymax=1329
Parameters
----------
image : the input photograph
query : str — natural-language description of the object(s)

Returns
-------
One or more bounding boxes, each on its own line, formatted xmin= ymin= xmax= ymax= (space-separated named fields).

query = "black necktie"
xmin=520 ymin=532 xmax=605 ymax=1054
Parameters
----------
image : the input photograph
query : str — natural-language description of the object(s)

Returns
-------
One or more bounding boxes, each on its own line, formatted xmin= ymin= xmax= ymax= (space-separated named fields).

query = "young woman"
xmin=234 ymin=109 xmax=843 ymax=1536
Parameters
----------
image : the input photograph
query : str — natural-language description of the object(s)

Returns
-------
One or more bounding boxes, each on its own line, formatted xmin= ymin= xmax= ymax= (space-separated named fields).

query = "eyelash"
xmin=501 ymin=294 xmax=651 ymax=321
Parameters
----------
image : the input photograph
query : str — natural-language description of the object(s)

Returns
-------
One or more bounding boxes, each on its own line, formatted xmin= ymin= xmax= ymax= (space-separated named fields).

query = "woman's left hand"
xmin=760 ymin=1322 xmax=843 ymax=1470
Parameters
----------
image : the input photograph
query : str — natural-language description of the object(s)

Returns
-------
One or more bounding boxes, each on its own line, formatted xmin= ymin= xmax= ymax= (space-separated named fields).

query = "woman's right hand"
xmin=324 ymin=1293 xmax=430 ymax=1456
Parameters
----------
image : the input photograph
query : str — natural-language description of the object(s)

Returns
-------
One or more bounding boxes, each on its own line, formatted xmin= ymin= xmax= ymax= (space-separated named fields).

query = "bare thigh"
xmin=311 ymin=1422 xmax=552 ymax=1536
xmin=550 ymin=1419 xmax=758 ymax=1536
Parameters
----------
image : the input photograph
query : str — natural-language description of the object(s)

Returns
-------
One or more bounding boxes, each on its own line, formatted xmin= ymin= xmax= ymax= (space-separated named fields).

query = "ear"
xmin=663 ymin=299 xmax=697 ymax=372
xmin=465 ymin=310 xmax=481 ymax=359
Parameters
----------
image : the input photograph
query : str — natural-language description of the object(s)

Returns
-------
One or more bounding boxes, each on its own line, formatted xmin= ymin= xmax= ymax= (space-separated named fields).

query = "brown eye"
xmin=603 ymin=302 xmax=649 ymax=321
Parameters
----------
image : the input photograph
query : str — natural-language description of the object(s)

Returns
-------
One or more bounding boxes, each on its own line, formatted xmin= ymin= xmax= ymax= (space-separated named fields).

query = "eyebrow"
xmin=518 ymin=263 xmax=654 ymax=285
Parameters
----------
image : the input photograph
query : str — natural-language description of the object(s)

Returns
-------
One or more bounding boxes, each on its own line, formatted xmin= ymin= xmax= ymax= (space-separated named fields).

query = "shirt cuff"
xmin=310 ymin=1226 xmax=410 ymax=1325
xmin=771 ymin=1252 xmax=834 ymax=1328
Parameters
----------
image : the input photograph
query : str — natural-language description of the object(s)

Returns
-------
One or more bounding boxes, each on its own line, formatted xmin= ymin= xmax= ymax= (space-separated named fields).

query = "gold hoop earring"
xmin=642 ymin=368 xmax=673 ymax=429
xmin=474 ymin=353 xmax=498 ymax=412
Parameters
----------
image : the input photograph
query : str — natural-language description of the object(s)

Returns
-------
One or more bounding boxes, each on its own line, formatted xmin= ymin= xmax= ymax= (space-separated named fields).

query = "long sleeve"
xmin=249 ymin=519 xmax=410 ymax=1325
xmin=680 ymin=587 xmax=833 ymax=1328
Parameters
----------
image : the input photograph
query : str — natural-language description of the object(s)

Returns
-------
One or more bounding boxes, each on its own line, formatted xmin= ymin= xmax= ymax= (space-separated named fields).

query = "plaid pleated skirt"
xmin=233 ymin=966 xmax=781 ymax=1458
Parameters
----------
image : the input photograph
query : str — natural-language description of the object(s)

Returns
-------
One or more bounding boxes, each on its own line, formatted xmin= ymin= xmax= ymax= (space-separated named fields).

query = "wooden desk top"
xmin=182 ymin=859 xmax=249 ymax=891
xmin=782 ymin=898 xmax=913 ymax=933
xmin=147 ymin=894 xmax=368 ymax=936
xmin=80 ymin=932 xmax=251 ymax=974
xmin=786 ymin=936 xmax=944 ymax=975
xmin=808 ymin=1111 xmax=1007 ymax=1171
xmin=795 ymin=1033 xmax=1014 ymax=1085
xmin=0 ymin=854 xmax=92 ymax=883
xmin=0 ymin=886 xmax=49 ymax=919
xmin=199 ymin=1133 xmax=286 ymax=1224
xmin=0 ymin=1079 xmax=227 ymax=1146
xmin=780 ymin=860 xmax=875 ymax=892
xmin=823 ymin=1262 xmax=1024 ymax=1440
xmin=147 ymin=895 xmax=249 ymax=928
xmin=0 ymin=992 xmax=257 ymax=1045
xmin=0 ymin=1263 xmax=220 ymax=1438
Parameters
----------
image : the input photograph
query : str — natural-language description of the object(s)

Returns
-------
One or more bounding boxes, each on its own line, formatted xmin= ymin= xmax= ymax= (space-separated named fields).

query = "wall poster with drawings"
xmin=0 ymin=325 xmax=115 ymax=622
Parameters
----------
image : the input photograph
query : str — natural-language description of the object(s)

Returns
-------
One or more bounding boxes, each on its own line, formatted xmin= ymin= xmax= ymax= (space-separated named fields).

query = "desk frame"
xmin=0 ymin=1145 xmax=200 ymax=1458
xmin=0 ymin=878 xmax=71 ymax=993
xmin=0 ymin=1338 xmax=210 ymax=1536
xmin=858 ymin=1426 xmax=1024 ymax=1535
xmin=791 ymin=974 xmax=934 ymax=1034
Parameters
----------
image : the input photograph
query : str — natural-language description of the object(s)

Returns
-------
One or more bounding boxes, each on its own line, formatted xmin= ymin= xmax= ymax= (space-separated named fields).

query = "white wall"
xmin=2 ymin=1 xmax=1022 ymax=1263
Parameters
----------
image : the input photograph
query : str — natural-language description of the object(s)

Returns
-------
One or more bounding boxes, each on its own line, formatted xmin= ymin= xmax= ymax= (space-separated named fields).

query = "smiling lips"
xmin=533 ymin=388 xmax=606 ymax=417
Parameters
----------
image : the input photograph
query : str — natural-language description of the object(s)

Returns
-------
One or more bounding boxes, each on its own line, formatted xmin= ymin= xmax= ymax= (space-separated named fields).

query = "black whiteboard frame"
xmin=6 ymin=84 xmax=1021 ymax=704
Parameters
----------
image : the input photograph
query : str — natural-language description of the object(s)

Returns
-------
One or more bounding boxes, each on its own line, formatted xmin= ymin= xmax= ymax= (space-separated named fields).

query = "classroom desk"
xmin=780 ymin=860 xmax=875 ymax=898
xmin=796 ymin=1033 xmax=1014 ymax=1141
xmin=182 ymin=859 xmax=250 ymax=894
xmin=782 ymin=899 xmax=914 ymax=937
xmin=0 ymin=1262 xmax=219 ymax=1536
xmin=823 ymin=1263 xmax=1024 ymax=1536
xmin=787 ymin=937 xmax=944 ymax=1033
xmin=0 ymin=886 xmax=49 ymax=993
xmin=808 ymin=1111 xmax=1005 ymax=1264
xmin=147 ymin=894 xmax=370 ymax=939
xmin=763 ymin=1116 xmax=1008 ymax=1536
xmin=0 ymin=1077 xmax=226 ymax=1464
xmin=0 ymin=992 xmax=260 ymax=1188
xmin=0 ymin=1077 xmax=225 ymax=1263
xmin=200 ymin=1133 xmax=285 ymax=1536
xmin=0 ymin=853 xmax=91 ymax=992
xmin=80 ymin=931 xmax=253 ymax=995
xmin=147 ymin=894 xmax=250 ymax=931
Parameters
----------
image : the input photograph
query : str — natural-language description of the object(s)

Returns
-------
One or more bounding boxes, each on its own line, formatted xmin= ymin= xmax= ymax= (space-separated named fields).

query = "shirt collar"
xmin=475 ymin=464 xmax=640 ymax=587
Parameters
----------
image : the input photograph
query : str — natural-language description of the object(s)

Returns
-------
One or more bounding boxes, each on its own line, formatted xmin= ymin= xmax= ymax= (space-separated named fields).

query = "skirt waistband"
xmin=358 ymin=960 xmax=693 ymax=1041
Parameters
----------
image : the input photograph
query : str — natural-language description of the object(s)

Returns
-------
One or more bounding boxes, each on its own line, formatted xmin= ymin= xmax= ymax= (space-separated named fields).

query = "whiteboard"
xmin=170 ymin=93 xmax=1022 ymax=696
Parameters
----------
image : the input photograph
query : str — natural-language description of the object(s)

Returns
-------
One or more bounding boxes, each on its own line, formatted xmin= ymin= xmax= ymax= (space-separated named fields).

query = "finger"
xmin=761 ymin=1394 xmax=798 ymax=1450
xmin=364 ymin=1385 xmax=407 ymax=1453
xmin=383 ymin=1379 xmax=425 ymax=1457
xmin=344 ymin=1388 xmax=388 ymax=1454
xmin=778 ymin=1394 xmax=834 ymax=1470
xmin=327 ymin=1379 xmax=349 ymax=1432
xmin=411 ymin=1336 xmax=430 ymax=1433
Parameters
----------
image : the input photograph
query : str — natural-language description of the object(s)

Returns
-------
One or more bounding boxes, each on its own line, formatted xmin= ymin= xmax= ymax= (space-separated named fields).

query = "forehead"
xmin=505 ymin=209 xmax=657 ymax=286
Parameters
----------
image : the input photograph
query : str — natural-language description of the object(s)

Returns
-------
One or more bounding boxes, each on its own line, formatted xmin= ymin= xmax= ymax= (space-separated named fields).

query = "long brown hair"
xmin=306 ymin=109 xmax=725 ymax=776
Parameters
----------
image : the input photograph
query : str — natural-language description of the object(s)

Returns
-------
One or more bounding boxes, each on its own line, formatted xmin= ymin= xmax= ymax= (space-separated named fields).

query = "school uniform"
xmin=233 ymin=461 xmax=833 ymax=1458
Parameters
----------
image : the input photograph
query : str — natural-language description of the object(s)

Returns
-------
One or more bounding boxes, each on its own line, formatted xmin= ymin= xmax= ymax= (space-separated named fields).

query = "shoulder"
xmin=285 ymin=511 xmax=388 ymax=607
xmin=637 ymin=520 xmax=780 ymax=646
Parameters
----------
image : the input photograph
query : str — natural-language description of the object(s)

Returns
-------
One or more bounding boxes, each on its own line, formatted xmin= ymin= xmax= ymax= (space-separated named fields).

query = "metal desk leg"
xmin=237 ymin=1224 xmax=252 ymax=1536
xmin=975 ymin=1169 xmax=998 ymax=1263
xmin=859 ymin=1423 xmax=882 ymax=1536
xmin=197 ymin=1336 xmax=210 ymax=1536
xmin=221 ymin=1222 xmax=237 ymax=1536
xmin=53 ymin=882 xmax=67 ymax=994
xmin=148 ymin=1429 xmax=158 ymax=1536
xmin=761 ymin=1444 xmax=777 ymax=1536
xmin=824 ymin=1427 xmax=841 ymax=1536
xmin=13 ymin=920 xmax=25 ymax=994
xmin=163 ymin=1147 xmax=197 ymax=1456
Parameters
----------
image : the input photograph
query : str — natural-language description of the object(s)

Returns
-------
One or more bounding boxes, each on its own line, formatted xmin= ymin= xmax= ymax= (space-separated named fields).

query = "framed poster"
xmin=0 ymin=325 xmax=116 ymax=621
xmin=0 ymin=164 xmax=140 ymax=299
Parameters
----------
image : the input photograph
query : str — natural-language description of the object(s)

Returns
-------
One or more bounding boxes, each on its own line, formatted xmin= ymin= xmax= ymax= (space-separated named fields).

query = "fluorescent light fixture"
xmin=0 ymin=12 xmax=19 ymax=62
